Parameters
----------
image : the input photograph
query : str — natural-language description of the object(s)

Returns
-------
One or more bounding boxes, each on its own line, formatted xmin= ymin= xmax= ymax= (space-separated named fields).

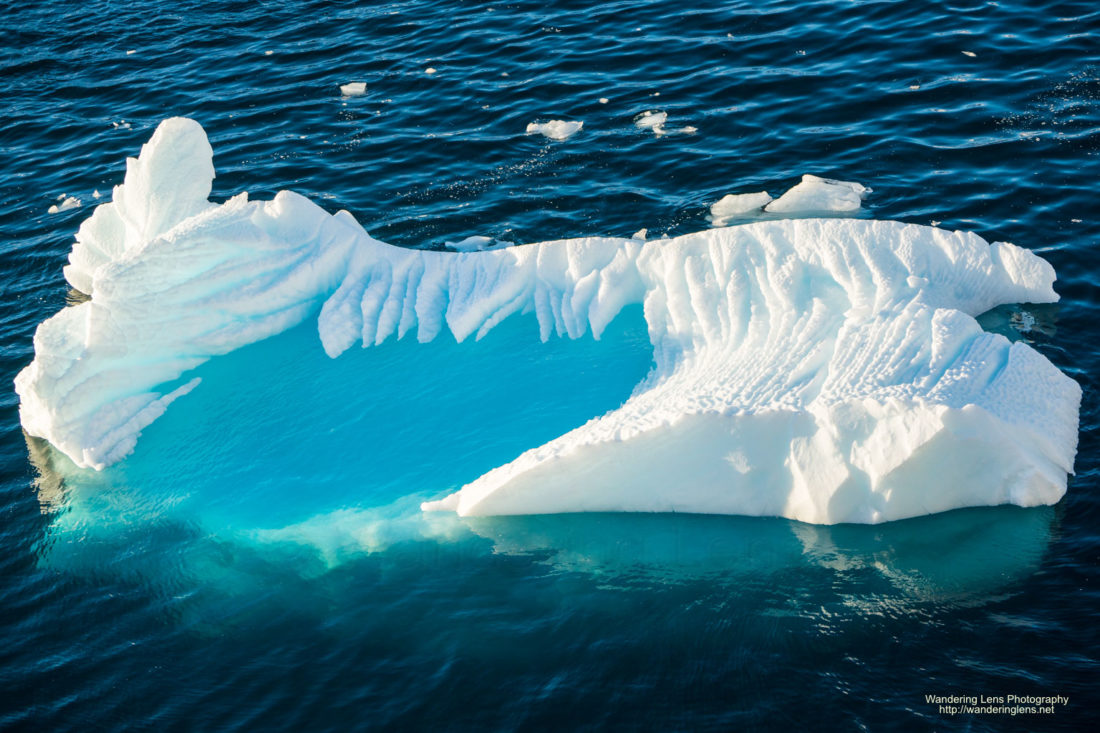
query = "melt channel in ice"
xmin=15 ymin=118 xmax=1081 ymax=525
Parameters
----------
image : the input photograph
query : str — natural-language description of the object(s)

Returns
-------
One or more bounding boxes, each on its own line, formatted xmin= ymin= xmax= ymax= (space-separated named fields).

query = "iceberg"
xmin=15 ymin=118 xmax=1081 ymax=524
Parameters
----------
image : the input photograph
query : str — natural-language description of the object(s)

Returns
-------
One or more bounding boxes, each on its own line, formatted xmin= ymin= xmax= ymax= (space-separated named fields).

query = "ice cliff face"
xmin=15 ymin=118 xmax=1081 ymax=524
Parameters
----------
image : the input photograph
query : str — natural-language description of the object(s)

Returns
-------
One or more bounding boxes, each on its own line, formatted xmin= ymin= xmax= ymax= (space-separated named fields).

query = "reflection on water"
xmin=30 ymin=418 xmax=1055 ymax=615
xmin=466 ymin=506 xmax=1054 ymax=601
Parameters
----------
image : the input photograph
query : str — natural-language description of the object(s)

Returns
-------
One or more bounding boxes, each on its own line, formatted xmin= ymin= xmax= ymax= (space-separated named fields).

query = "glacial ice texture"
xmin=15 ymin=118 xmax=1081 ymax=524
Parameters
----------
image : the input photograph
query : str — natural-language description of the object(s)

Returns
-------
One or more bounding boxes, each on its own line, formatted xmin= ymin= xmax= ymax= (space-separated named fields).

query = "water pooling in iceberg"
xmin=16 ymin=118 xmax=1081 ymax=536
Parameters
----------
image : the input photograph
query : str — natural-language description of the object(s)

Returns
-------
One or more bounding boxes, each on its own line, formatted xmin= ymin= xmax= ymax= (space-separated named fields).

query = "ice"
xmin=445 ymin=235 xmax=513 ymax=252
xmin=17 ymin=118 xmax=1082 ymax=525
xmin=599 ymin=97 xmax=609 ymax=104
xmin=47 ymin=196 xmax=81 ymax=214
xmin=634 ymin=110 xmax=667 ymax=133
xmin=525 ymin=120 xmax=583 ymax=140
xmin=340 ymin=82 xmax=366 ymax=96
xmin=631 ymin=228 xmax=647 ymax=240
xmin=634 ymin=111 xmax=694 ymax=137
xmin=425 ymin=67 xmax=437 ymax=74
xmin=708 ymin=191 xmax=772 ymax=226
xmin=765 ymin=174 xmax=870 ymax=214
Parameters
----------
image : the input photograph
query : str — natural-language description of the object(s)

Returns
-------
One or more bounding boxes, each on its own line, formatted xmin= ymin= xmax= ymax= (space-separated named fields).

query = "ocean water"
xmin=2 ymin=0 xmax=1099 ymax=730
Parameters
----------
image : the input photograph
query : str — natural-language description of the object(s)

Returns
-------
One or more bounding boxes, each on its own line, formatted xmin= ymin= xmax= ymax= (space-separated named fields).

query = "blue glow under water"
xmin=2 ymin=1 xmax=1099 ymax=730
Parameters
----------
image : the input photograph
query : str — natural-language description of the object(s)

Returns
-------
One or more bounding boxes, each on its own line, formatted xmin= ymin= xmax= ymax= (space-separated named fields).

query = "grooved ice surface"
xmin=15 ymin=118 xmax=1081 ymax=523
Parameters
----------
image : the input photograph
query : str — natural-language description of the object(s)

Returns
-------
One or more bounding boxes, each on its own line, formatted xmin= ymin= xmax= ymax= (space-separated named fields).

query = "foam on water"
xmin=15 ymin=119 xmax=1082 ymax=525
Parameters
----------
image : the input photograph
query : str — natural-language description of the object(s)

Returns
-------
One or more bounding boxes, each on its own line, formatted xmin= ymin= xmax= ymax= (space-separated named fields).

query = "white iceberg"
xmin=15 ymin=118 xmax=1081 ymax=524
xmin=525 ymin=120 xmax=583 ymax=141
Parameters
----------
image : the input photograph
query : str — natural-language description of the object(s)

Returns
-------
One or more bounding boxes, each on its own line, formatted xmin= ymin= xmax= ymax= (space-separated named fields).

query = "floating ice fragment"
xmin=635 ymin=111 xmax=667 ymax=131
xmin=632 ymin=228 xmax=647 ymax=240
xmin=264 ymin=50 xmax=273 ymax=56
xmin=340 ymin=82 xmax=366 ymax=96
xmin=526 ymin=120 xmax=583 ymax=140
xmin=962 ymin=51 xmax=977 ymax=57
xmin=16 ymin=118 xmax=1082 ymax=526
xmin=633 ymin=111 xmax=694 ymax=137
xmin=765 ymin=174 xmax=870 ymax=214
xmin=125 ymin=49 xmax=136 ymax=55
xmin=425 ymin=67 xmax=437 ymax=74
xmin=708 ymin=191 xmax=773 ymax=227
xmin=92 ymin=189 xmax=101 ymax=199
xmin=599 ymin=97 xmax=609 ymax=104
xmin=444 ymin=236 xmax=493 ymax=252
xmin=47 ymin=196 xmax=80 ymax=214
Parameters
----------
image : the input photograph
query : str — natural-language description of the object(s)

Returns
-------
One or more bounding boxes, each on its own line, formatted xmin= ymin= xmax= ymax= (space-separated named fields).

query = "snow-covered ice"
xmin=340 ymin=82 xmax=367 ymax=96
xmin=525 ymin=120 xmax=583 ymax=140
xmin=16 ymin=118 xmax=1081 ymax=525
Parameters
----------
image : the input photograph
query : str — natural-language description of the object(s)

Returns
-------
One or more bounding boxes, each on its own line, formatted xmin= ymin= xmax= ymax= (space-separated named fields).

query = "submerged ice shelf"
xmin=16 ymin=118 xmax=1081 ymax=524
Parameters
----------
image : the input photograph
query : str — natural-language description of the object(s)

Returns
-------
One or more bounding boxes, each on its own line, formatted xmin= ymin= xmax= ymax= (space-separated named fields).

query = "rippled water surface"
xmin=2 ymin=1 xmax=1099 ymax=730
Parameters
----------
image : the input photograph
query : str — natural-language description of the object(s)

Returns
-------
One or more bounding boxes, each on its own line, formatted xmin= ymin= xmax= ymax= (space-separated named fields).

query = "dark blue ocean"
xmin=2 ymin=1 xmax=1098 ymax=730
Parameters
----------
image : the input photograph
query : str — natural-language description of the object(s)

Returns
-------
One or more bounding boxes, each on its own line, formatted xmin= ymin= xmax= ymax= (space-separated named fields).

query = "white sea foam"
xmin=16 ymin=118 xmax=1081 ymax=525
xmin=525 ymin=120 xmax=583 ymax=140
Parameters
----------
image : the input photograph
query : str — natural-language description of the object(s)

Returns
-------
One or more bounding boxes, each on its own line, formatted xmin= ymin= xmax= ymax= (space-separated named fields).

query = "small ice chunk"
xmin=444 ymin=236 xmax=514 ymax=252
xmin=765 ymin=174 xmax=870 ymax=214
xmin=526 ymin=120 xmax=583 ymax=141
xmin=708 ymin=192 xmax=773 ymax=227
xmin=125 ymin=49 xmax=136 ymax=55
xmin=909 ymin=83 xmax=920 ymax=90
xmin=425 ymin=67 xmax=437 ymax=74
xmin=634 ymin=111 xmax=694 ymax=137
xmin=635 ymin=111 xmax=667 ymax=131
xmin=340 ymin=82 xmax=367 ymax=96
xmin=962 ymin=51 xmax=977 ymax=57
xmin=47 ymin=196 xmax=81 ymax=214
xmin=264 ymin=50 xmax=274 ymax=56
xmin=599 ymin=97 xmax=609 ymax=104
xmin=632 ymin=228 xmax=647 ymax=240
xmin=92 ymin=189 xmax=101 ymax=199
